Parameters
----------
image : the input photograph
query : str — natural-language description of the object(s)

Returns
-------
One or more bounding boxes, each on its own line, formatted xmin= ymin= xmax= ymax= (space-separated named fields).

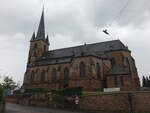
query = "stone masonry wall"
xmin=79 ymin=92 xmax=150 ymax=113
xmin=6 ymin=91 xmax=150 ymax=113
xmin=23 ymin=56 xmax=106 ymax=91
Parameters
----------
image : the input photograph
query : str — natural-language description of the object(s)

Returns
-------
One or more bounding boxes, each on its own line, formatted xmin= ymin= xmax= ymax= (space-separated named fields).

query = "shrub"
xmin=52 ymin=86 xmax=83 ymax=96
xmin=0 ymin=89 xmax=3 ymax=102
xmin=25 ymin=88 xmax=50 ymax=93
xmin=14 ymin=88 xmax=50 ymax=94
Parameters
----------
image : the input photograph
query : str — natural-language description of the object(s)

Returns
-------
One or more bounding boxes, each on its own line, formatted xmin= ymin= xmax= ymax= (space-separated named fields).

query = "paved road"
xmin=5 ymin=103 xmax=81 ymax=113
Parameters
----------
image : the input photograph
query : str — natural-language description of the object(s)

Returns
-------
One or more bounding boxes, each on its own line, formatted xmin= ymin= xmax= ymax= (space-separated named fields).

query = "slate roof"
xmin=34 ymin=40 xmax=130 ymax=66
xmin=45 ymin=40 xmax=129 ymax=58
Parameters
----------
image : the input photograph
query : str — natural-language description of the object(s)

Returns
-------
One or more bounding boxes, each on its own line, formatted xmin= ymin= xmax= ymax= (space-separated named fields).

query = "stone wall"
xmin=79 ymin=91 xmax=150 ymax=113
xmin=7 ymin=91 xmax=150 ymax=113
xmin=23 ymin=56 xmax=106 ymax=91
xmin=0 ymin=100 xmax=5 ymax=113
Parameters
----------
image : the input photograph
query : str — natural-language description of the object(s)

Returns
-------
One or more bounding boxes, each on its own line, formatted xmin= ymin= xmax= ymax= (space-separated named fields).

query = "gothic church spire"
xmin=31 ymin=32 xmax=35 ymax=41
xmin=36 ymin=9 xmax=45 ymax=40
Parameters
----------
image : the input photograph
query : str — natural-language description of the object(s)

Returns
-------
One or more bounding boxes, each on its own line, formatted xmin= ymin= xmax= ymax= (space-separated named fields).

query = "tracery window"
xmin=33 ymin=43 xmax=37 ymax=57
xmin=114 ymin=76 xmax=118 ymax=87
xmin=44 ymin=45 xmax=46 ymax=52
xmin=124 ymin=57 xmax=129 ymax=67
xmin=120 ymin=76 xmax=124 ymax=86
xmin=64 ymin=67 xmax=69 ymax=83
xmin=96 ymin=63 xmax=101 ymax=78
xmin=80 ymin=62 xmax=86 ymax=79
xmin=31 ymin=71 xmax=35 ymax=83
xmin=111 ymin=57 xmax=116 ymax=66
xmin=52 ymin=68 xmax=57 ymax=81
xmin=41 ymin=70 xmax=46 ymax=82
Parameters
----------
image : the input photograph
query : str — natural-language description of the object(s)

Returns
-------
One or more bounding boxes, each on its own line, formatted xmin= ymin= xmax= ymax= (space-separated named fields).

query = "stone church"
xmin=22 ymin=10 xmax=140 ymax=91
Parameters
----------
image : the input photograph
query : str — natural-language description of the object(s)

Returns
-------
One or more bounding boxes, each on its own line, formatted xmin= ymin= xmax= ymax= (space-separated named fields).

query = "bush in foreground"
xmin=52 ymin=86 xmax=82 ymax=96
xmin=0 ymin=89 xmax=3 ymax=102
xmin=14 ymin=88 xmax=50 ymax=94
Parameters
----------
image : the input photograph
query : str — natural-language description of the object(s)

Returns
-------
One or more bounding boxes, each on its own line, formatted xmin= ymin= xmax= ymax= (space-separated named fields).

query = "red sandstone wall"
xmin=134 ymin=92 xmax=150 ymax=112
xmin=79 ymin=94 xmax=130 ymax=112
xmin=79 ymin=92 xmax=150 ymax=112
xmin=6 ymin=91 xmax=150 ymax=113
xmin=107 ymin=75 xmax=133 ymax=90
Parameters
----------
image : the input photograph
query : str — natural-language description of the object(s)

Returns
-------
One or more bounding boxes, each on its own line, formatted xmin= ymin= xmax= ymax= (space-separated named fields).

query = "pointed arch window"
xmin=31 ymin=71 xmax=35 ymax=83
xmin=34 ymin=43 xmax=37 ymax=49
xmin=120 ymin=76 xmax=124 ymax=86
xmin=96 ymin=63 xmax=101 ymax=78
xmin=80 ymin=62 xmax=86 ymax=79
xmin=114 ymin=76 xmax=118 ymax=87
xmin=44 ymin=45 xmax=47 ymax=52
xmin=111 ymin=57 xmax=116 ymax=67
xmin=64 ymin=67 xmax=69 ymax=83
xmin=52 ymin=68 xmax=57 ymax=81
xmin=41 ymin=70 xmax=46 ymax=82
xmin=33 ymin=43 xmax=37 ymax=57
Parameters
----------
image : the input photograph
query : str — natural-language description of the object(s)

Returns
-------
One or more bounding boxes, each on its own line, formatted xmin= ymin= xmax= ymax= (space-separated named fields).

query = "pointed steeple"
xmin=36 ymin=9 xmax=45 ymax=40
xmin=31 ymin=32 xmax=35 ymax=41
xmin=46 ymin=35 xmax=50 ymax=45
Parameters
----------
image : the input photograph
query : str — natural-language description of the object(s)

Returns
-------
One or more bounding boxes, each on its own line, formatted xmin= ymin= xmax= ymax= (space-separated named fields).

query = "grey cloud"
xmin=0 ymin=0 xmax=149 ymax=83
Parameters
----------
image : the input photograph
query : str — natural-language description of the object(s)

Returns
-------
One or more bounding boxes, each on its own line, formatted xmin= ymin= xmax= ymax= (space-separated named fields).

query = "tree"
xmin=148 ymin=76 xmax=150 ymax=87
xmin=2 ymin=76 xmax=17 ymax=90
xmin=142 ymin=76 xmax=146 ymax=87
xmin=142 ymin=76 xmax=150 ymax=87
xmin=146 ymin=76 xmax=150 ymax=87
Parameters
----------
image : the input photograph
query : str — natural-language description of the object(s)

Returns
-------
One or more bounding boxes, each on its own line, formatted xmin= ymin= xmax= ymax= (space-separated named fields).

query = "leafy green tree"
xmin=146 ymin=77 xmax=150 ymax=87
xmin=142 ymin=76 xmax=146 ymax=87
xmin=142 ymin=76 xmax=150 ymax=87
xmin=2 ymin=76 xmax=17 ymax=90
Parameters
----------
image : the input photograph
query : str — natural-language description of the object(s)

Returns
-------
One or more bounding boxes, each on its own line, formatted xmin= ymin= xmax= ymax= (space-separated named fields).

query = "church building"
xmin=22 ymin=10 xmax=140 ymax=91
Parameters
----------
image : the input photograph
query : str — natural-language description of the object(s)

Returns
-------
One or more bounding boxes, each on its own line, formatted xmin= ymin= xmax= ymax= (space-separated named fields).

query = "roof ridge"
xmin=48 ymin=40 xmax=121 ymax=52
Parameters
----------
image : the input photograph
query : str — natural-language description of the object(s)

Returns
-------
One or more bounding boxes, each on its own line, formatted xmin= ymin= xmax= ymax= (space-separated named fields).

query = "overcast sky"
xmin=0 ymin=0 xmax=150 ymax=84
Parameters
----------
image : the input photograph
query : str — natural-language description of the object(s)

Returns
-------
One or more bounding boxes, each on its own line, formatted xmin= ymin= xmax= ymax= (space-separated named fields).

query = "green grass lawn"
xmin=82 ymin=90 xmax=150 ymax=95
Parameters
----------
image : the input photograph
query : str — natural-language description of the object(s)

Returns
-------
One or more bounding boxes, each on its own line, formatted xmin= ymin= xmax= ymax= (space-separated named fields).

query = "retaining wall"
xmin=6 ymin=91 xmax=150 ymax=113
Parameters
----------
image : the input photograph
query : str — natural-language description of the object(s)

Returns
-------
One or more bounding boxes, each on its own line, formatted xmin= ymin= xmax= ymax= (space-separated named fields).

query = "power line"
xmin=102 ymin=0 xmax=130 ymax=36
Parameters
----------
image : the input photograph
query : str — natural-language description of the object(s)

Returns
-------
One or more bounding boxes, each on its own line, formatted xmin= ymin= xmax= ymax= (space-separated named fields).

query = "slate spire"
xmin=36 ymin=9 xmax=45 ymax=40
xmin=46 ymin=35 xmax=50 ymax=45
xmin=31 ymin=32 xmax=35 ymax=41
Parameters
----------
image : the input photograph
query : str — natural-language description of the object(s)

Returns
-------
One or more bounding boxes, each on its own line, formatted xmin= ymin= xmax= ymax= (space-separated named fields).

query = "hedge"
xmin=0 ymin=89 xmax=3 ymax=102
xmin=51 ymin=86 xmax=82 ymax=96
xmin=14 ymin=88 xmax=50 ymax=94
